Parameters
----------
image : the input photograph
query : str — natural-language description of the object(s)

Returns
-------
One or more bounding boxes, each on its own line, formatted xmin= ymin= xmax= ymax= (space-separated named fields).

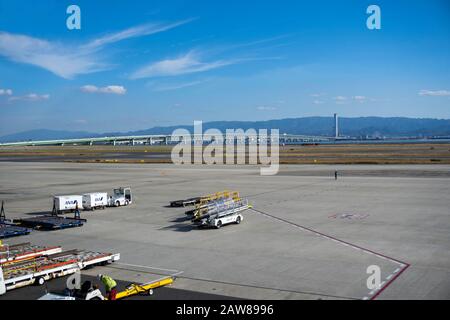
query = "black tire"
xmin=125 ymin=200 xmax=129 ymax=206
xmin=236 ymin=216 xmax=241 ymax=224
xmin=36 ymin=277 xmax=45 ymax=286
xmin=216 ymin=220 xmax=222 ymax=229
xmin=116 ymin=201 xmax=120 ymax=207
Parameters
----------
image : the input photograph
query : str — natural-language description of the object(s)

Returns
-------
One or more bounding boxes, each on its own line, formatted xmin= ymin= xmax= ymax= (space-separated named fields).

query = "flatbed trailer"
xmin=0 ymin=242 xmax=62 ymax=264
xmin=0 ymin=223 xmax=31 ymax=239
xmin=0 ymin=202 xmax=31 ymax=239
xmin=0 ymin=249 xmax=120 ymax=295
xmin=15 ymin=215 xmax=86 ymax=230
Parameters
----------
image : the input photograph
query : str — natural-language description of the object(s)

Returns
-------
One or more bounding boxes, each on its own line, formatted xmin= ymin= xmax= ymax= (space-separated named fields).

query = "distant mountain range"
xmin=1 ymin=117 xmax=450 ymax=143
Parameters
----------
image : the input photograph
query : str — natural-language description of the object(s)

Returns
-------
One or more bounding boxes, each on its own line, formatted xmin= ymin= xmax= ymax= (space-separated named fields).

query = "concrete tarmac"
xmin=0 ymin=162 xmax=449 ymax=300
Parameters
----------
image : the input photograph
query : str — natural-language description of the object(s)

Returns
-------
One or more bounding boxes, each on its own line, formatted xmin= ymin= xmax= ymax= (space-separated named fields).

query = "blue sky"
xmin=0 ymin=0 xmax=449 ymax=135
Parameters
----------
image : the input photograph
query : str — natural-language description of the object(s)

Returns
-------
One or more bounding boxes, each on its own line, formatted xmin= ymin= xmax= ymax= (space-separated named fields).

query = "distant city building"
xmin=334 ymin=113 xmax=339 ymax=139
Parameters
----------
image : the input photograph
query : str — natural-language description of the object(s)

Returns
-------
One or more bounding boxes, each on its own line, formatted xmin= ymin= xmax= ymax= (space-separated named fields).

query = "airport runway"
xmin=1 ymin=162 xmax=449 ymax=300
xmin=1 ymin=143 xmax=450 ymax=165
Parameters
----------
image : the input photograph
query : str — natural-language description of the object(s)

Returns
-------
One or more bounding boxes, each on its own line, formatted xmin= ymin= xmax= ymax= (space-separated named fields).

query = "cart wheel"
xmin=148 ymin=289 xmax=154 ymax=296
xmin=116 ymin=201 xmax=120 ymax=207
xmin=236 ymin=216 xmax=241 ymax=224
xmin=216 ymin=220 xmax=222 ymax=229
xmin=36 ymin=277 xmax=45 ymax=286
xmin=125 ymin=200 xmax=129 ymax=206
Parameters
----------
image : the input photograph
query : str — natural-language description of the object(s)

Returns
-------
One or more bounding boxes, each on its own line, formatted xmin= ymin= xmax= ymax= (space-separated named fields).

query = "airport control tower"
xmin=334 ymin=113 xmax=339 ymax=139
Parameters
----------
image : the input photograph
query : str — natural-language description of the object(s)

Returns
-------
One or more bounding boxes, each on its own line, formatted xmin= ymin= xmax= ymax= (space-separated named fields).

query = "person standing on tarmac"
xmin=98 ymin=274 xmax=118 ymax=300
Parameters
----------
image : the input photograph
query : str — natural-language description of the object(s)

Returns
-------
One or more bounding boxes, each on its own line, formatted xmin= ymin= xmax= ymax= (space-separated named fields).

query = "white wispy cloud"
xmin=220 ymin=34 xmax=293 ymax=53
xmin=310 ymin=94 xmax=369 ymax=105
xmin=0 ymin=32 xmax=108 ymax=79
xmin=352 ymin=95 xmax=367 ymax=102
xmin=333 ymin=96 xmax=348 ymax=104
xmin=9 ymin=93 xmax=50 ymax=102
xmin=0 ymin=20 xmax=191 ymax=79
xmin=418 ymin=89 xmax=450 ymax=97
xmin=0 ymin=88 xmax=13 ymax=96
xmin=130 ymin=51 xmax=237 ymax=79
xmin=81 ymin=85 xmax=127 ymax=95
xmin=256 ymin=105 xmax=276 ymax=111
xmin=150 ymin=79 xmax=209 ymax=92
xmin=81 ymin=19 xmax=194 ymax=51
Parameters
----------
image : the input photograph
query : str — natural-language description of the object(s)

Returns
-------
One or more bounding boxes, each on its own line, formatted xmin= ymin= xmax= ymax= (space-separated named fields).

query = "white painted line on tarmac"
xmin=116 ymin=262 xmax=181 ymax=274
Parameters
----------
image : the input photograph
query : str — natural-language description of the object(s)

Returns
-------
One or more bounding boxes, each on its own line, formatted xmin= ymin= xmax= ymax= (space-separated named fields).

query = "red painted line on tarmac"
xmin=370 ymin=263 xmax=410 ymax=300
xmin=250 ymin=208 xmax=410 ymax=300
